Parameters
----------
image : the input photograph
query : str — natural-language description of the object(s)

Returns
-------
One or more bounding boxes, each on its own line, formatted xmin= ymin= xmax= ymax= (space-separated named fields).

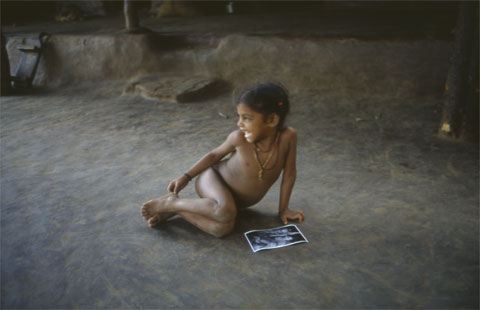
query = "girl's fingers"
xmin=168 ymin=181 xmax=177 ymax=193
xmin=281 ymin=210 xmax=305 ymax=224
xmin=290 ymin=212 xmax=304 ymax=223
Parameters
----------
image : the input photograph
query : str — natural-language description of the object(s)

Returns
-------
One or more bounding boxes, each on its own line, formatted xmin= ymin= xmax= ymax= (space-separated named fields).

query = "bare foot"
xmin=141 ymin=192 xmax=177 ymax=222
xmin=148 ymin=213 xmax=176 ymax=227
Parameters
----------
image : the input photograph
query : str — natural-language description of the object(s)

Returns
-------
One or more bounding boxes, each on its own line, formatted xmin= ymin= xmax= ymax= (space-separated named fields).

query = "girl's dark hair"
xmin=237 ymin=82 xmax=290 ymax=129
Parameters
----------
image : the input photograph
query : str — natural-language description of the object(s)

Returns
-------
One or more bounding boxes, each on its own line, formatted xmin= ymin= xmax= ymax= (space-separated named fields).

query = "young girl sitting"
xmin=141 ymin=82 xmax=304 ymax=237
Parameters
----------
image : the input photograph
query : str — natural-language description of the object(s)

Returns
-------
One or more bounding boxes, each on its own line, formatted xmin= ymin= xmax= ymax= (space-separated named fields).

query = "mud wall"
xmin=6 ymin=34 xmax=452 ymax=96
xmin=7 ymin=34 xmax=163 ymax=86
xmin=210 ymin=35 xmax=452 ymax=96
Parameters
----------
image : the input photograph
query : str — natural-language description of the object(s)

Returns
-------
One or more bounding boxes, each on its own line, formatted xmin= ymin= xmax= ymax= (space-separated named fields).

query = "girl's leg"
xmin=176 ymin=211 xmax=235 ymax=238
xmin=141 ymin=168 xmax=237 ymax=237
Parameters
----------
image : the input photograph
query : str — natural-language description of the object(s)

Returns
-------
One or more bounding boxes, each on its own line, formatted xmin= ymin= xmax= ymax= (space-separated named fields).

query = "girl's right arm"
xmin=167 ymin=130 xmax=242 ymax=194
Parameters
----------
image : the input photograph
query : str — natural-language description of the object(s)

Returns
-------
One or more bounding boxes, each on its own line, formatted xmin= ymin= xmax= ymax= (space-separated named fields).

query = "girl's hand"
xmin=167 ymin=175 xmax=190 ymax=194
xmin=279 ymin=209 xmax=304 ymax=225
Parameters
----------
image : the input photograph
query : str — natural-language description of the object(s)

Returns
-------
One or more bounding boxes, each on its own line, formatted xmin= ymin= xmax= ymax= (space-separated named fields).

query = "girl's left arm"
xmin=278 ymin=128 xmax=304 ymax=224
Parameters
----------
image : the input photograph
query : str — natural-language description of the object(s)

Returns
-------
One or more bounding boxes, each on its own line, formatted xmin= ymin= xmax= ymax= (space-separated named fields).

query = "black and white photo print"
xmin=245 ymin=224 xmax=308 ymax=253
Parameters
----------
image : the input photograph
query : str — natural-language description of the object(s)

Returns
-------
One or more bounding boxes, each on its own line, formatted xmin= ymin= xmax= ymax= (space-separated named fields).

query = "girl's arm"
xmin=278 ymin=128 xmax=304 ymax=224
xmin=168 ymin=131 xmax=240 ymax=194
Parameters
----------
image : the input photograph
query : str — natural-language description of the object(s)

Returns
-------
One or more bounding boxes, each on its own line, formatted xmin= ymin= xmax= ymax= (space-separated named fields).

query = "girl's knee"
xmin=211 ymin=220 xmax=235 ymax=238
xmin=215 ymin=201 xmax=237 ymax=223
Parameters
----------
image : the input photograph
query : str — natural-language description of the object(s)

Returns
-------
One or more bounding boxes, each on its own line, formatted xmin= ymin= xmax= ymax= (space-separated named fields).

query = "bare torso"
xmin=213 ymin=128 xmax=293 ymax=207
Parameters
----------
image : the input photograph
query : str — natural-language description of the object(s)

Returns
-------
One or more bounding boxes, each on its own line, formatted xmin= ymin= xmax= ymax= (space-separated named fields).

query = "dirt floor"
xmin=1 ymin=7 xmax=479 ymax=310
xmin=1 ymin=80 xmax=478 ymax=308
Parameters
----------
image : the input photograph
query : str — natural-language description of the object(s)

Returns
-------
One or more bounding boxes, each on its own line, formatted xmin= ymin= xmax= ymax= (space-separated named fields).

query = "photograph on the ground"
xmin=245 ymin=224 xmax=308 ymax=253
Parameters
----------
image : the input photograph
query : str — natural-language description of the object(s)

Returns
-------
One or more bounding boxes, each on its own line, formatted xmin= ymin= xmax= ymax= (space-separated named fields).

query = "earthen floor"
xmin=1 ymin=80 xmax=478 ymax=308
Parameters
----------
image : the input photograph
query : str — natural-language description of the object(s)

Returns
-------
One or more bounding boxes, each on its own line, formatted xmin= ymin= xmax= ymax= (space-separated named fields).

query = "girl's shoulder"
xmin=277 ymin=127 xmax=297 ymax=152
xmin=227 ymin=129 xmax=248 ymax=145
xmin=280 ymin=127 xmax=297 ymax=142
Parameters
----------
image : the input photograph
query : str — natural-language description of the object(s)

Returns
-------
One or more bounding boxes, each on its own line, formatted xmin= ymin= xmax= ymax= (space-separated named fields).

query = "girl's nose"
xmin=237 ymin=119 xmax=242 ymax=127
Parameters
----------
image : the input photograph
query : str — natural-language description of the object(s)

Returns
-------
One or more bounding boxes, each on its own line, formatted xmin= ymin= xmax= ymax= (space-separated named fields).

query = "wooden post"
xmin=124 ymin=0 xmax=139 ymax=32
xmin=1 ymin=34 xmax=11 ymax=96
xmin=461 ymin=7 xmax=479 ymax=142
xmin=438 ymin=1 xmax=479 ymax=141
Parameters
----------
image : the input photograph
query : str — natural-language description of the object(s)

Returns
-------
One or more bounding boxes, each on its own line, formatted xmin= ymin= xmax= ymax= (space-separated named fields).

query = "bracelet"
xmin=184 ymin=173 xmax=193 ymax=181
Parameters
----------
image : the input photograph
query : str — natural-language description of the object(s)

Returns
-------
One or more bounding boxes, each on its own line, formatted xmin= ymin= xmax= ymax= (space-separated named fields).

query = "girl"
xmin=141 ymin=83 xmax=304 ymax=237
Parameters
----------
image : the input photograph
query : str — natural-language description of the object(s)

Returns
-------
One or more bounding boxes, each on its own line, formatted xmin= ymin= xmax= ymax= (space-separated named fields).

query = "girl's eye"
xmin=237 ymin=114 xmax=252 ymax=121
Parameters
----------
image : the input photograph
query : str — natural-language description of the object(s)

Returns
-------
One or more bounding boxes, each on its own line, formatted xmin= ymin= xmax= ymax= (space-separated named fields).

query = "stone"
xmin=124 ymin=74 xmax=224 ymax=103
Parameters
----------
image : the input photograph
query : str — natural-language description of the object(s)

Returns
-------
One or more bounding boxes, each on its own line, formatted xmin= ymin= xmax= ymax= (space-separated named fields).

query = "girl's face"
xmin=236 ymin=103 xmax=270 ymax=143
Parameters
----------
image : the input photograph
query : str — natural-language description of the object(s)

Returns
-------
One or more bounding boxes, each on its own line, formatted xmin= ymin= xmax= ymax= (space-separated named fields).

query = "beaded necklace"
xmin=253 ymin=133 xmax=279 ymax=180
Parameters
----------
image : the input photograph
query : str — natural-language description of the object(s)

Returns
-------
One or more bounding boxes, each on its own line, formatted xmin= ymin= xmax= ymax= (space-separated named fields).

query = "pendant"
xmin=258 ymin=169 xmax=263 ymax=180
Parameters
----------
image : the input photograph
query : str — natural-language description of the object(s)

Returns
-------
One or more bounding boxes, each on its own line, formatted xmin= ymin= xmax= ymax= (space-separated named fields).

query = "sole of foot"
xmin=141 ymin=192 xmax=178 ymax=221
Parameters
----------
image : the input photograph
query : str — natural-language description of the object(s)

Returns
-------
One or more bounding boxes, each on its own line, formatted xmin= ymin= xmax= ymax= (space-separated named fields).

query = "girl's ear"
xmin=267 ymin=113 xmax=280 ymax=128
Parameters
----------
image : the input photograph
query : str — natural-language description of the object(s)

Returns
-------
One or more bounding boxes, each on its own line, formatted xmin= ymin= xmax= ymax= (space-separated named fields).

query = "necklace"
xmin=253 ymin=133 xmax=279 ymax=180
xmin=255 ymin=140 xmax=274 ymax=153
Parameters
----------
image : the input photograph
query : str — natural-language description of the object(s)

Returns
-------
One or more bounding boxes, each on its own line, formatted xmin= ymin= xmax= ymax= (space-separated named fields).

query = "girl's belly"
xmin=213 ymin=157 xmax=280 ymax=208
